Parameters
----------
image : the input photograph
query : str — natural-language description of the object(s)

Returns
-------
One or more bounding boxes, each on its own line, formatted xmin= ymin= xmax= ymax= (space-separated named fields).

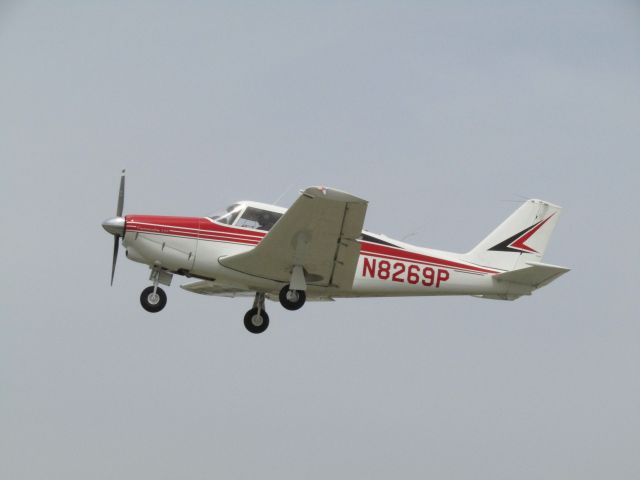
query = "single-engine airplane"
xmin=102 ymin=171 xmax=569 ymax=334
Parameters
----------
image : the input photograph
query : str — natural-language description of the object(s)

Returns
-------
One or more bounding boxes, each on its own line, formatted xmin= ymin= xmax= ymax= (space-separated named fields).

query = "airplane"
xmin=102 ymin=170 xmax=569 ymax=334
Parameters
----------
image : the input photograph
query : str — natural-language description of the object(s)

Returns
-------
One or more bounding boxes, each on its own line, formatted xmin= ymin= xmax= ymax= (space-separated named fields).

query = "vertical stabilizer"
xmin=464 ymin=200 xmax=562 ymax=271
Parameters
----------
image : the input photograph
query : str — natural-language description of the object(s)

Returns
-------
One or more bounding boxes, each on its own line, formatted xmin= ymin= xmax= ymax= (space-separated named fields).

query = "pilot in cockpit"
xmin=256 ymin=211 xmax=278 ymax=231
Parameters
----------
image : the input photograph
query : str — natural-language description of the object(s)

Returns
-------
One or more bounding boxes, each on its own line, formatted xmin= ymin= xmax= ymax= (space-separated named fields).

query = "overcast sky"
xmin=1 ymin=2 xmax=639 ymax=479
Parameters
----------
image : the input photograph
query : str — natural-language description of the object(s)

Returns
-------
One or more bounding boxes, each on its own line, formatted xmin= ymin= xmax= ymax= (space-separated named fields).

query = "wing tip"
xmin=303 ymin=186 xmax=367 ymax=204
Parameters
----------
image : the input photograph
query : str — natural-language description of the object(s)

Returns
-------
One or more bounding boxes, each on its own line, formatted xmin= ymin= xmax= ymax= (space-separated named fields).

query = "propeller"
xmin=102 ymin=170 xmax=126 ymax=285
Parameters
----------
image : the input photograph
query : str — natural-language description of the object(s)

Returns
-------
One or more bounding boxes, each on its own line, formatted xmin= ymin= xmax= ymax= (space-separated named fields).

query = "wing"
xmin=219 ymin=186 xmax=368 ymax=289
xmin=181 ymin=280 xmax=336 ymax=301
xmin=180 ymin=280 xmax=254 ymax=298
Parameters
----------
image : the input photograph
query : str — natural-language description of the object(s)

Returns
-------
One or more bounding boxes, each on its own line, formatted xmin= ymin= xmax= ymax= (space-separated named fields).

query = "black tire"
xmin=140 ymin=286 xmax=167 ymax=313
xmin=279 ymin=284 xmax=306 ymax=311
xmin=244 ymin=307 xmax=269 ymax=334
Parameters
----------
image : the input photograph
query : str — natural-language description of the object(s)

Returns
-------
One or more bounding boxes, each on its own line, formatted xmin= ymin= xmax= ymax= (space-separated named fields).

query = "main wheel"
xmin=244 ymin=307 xmax=269 ymax=334
xmin=279 ymin=284 xmax=306 ymax=311
xmin=140 ymin=286 xmax=167 ymax=313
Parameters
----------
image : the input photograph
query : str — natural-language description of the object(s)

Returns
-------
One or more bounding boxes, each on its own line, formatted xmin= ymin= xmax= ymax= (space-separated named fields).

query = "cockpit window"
xmin=209 ymin=204 xmax=242 ymax=225
xmin=235 ymin=207 xmax=282 ymax=231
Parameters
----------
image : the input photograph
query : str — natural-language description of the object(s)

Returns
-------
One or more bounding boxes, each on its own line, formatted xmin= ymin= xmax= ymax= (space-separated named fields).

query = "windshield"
xmin=209 ymin=204 xmax=242 ymax=225
xmin=235 ymin=207 xmax=282 ymax=231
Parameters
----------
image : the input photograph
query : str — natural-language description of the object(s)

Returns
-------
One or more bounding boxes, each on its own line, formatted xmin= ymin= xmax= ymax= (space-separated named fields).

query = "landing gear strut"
xmin=279 ymin=284 xmax=306 ymax=311
xmin=140 ymin=266 xmax=168 ymax=313
xmin=244 ymin=292 xmax=269 ymax=334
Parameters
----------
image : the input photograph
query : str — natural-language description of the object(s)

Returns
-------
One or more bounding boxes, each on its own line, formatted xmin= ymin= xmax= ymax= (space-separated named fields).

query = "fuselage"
xmin=122 ymin=208 xmax=509 ymax=300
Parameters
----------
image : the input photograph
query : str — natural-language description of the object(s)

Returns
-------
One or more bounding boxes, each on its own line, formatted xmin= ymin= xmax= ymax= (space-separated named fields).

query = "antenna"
xmin=499 ymin=194 xmax=532 ymax=203
xmin=401 ymin=222 xmax=428 ymax=242
xmin=272 ymin=182 xmax=296 ymax=206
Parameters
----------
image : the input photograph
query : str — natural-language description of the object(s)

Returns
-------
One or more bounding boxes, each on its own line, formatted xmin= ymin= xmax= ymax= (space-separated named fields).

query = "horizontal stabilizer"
xmin=493 ymin=262 xmax=570 ymax=288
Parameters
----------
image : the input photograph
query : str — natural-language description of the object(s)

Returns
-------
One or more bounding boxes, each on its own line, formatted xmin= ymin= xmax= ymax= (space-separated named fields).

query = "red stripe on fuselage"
xmin=127 ymin=215 xmax=266 ymax=236
xmin=359 ymin=241 xmax=499 ymax=274
xmin=125 ymin=215 xmax=265 ymax=245
xmin=125 ymin=216 xmax=498 ymax=274
xmin=127 ymin=226 xmax=261 ymax=245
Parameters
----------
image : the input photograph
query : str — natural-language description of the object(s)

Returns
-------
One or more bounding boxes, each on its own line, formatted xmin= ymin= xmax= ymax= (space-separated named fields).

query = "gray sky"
xmin=1 ymin=2 xmax=639 ymax=479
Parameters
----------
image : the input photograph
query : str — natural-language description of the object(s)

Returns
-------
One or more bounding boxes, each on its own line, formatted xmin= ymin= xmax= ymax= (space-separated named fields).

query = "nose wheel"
xmin=140 ymin=286 xmax=167 ymax=312
xmin=244 ymin=292 xmax=269 ymax=334
xmin=244 ymin=307 xmax=269 ymax=334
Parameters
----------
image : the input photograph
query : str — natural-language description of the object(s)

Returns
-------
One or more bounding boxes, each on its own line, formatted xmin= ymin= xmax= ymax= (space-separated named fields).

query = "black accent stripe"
xmin=359 ymin=233 xmax=402 ymax=249
xmin=488 ymin=223 xmax=536 ymax=253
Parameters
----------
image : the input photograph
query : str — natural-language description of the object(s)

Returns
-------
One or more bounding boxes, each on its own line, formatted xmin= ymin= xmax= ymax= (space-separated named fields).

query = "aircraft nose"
xmin=102 ymin=216 xmax=125 ymax=236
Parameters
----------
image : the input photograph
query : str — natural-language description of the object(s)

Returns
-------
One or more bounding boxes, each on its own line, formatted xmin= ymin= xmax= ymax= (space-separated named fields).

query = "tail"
xmin=464 ymin=199 xmax=563 ymax=272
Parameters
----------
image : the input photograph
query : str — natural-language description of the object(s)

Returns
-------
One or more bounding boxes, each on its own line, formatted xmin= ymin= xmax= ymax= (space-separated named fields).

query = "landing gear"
xmin=244 ymin=292 xmax=269 ymax=334
xmin=140 ymin=265 xmax=169 ymax=313
xmin=279 ymin=284 xmax=306 ymax=311
xmin=244 ymin=307 xmax=269 ymax=334
xmin=140 ymin=286 xmax=167 ymax=312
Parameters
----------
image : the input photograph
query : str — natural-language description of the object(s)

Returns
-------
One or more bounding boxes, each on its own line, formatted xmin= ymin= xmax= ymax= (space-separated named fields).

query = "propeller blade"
xmin=110 ymin=235 xmax=119 ymax=286
xmin=116 ymin=169 xmax=125 ymax=217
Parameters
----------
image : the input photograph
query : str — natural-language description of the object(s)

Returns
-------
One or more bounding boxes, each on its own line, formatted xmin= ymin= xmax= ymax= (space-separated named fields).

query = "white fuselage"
xmin=122 ymin=212 xmax=523 ymax=300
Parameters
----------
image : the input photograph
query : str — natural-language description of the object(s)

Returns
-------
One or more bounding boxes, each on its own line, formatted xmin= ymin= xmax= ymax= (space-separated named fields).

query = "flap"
xmin=219 ymin=186 xmax=368 ymax=289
